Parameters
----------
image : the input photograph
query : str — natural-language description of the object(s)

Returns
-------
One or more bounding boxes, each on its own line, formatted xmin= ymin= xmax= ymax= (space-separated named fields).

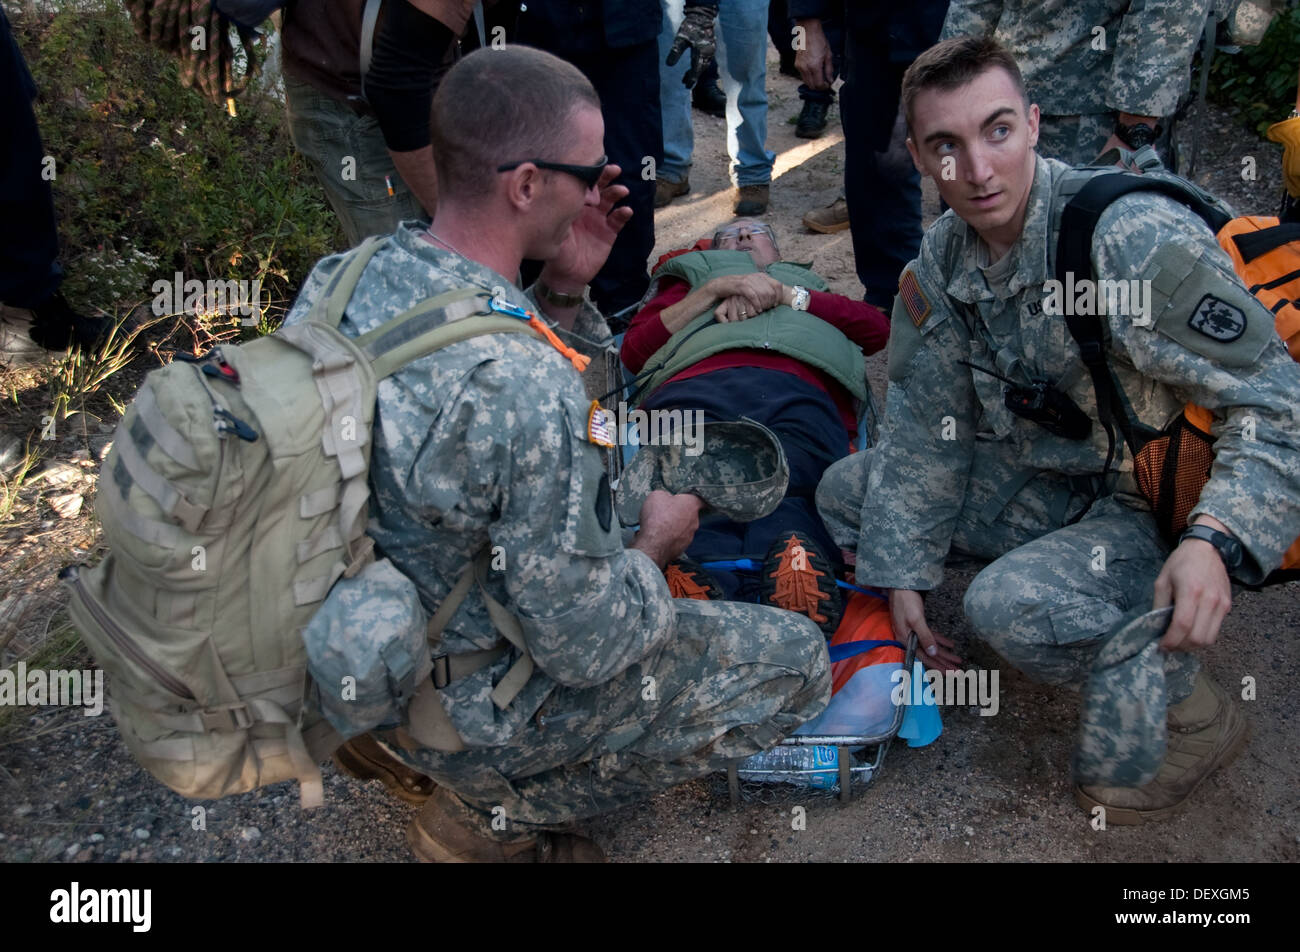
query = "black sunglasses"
xmin=496 ymin=155 xmax=608 ymax=189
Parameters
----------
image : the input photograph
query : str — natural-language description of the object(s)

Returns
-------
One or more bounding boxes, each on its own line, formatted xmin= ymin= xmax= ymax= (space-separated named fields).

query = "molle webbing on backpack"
xmin=64 ymin=235 xmax=549 ymax=807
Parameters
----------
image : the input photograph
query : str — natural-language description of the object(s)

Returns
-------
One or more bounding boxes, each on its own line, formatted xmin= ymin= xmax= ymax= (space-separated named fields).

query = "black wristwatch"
xmin=1114 ymin=118 xmax=1162 ymax=150
xmin=1178 ymin=523 xmax=1244 ymax=573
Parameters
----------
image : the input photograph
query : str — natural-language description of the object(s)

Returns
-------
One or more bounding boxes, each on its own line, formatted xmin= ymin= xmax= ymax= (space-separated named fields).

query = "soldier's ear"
xmin=501 ymin=163 xmax=540 ymax=212
xmin=1026 ymin=103 xmax=1040 ymax=150
xmin=905 ymin=136 xmax=925 ymax=177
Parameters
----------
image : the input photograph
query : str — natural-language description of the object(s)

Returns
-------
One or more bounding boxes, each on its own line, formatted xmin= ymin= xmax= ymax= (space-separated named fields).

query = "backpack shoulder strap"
xmin=1231 ymin=222 xmax=1300 ymax=265
xmin=357 ymin=290 xmax=544 ymax=380
xmin=1055 ymin=171 xmax=1232 ymax=289
xmin=306 ymin=235 xmax=391 ymax=329
xmin=1056 ymin=169 xmax=1234 ymax=461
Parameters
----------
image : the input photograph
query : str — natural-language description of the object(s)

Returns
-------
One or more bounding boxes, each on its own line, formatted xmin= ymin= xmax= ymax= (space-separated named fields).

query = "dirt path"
xmin=1 ymin=48 xmax=1297 ymax=864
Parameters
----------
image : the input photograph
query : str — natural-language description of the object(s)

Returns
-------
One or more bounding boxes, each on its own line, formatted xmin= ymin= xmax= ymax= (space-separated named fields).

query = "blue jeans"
xmin=658 ymin=0 xmax=775 ymax=187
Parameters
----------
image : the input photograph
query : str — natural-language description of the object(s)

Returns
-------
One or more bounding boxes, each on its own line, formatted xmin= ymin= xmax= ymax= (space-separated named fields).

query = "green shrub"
xmin=1209 ymin=2 xmax=1300 ymax=136
xmin=14 ymin=1 xmax=341 ymax=339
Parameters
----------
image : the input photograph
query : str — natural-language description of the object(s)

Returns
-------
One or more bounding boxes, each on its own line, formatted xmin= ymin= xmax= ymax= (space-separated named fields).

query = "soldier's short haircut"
xmin=430 ymin=46 xmax=601 ymax=201
xmin=901 ymin=36 xmax=1029 ymax=135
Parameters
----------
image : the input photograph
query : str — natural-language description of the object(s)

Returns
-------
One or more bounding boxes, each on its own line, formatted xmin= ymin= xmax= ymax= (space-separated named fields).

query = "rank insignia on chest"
xmin=587 ymin=400 xmax=616 ymax=448
xmin=899 ymin=268 xmax=931 ymax=327
xmin=1188 ymin=294 xmax=1246 ymax=343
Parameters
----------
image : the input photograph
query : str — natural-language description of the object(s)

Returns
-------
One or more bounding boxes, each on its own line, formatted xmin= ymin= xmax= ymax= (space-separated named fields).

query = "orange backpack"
xmin=1209 ymin=216 xmax=1300 ymax=573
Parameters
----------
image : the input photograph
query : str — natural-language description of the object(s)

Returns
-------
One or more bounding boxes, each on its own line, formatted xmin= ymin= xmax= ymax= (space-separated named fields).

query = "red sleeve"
xmin=620 ymin=279 xmax=691 ymax=373
xmin=806 ymin=291 xmax=890 ymax=356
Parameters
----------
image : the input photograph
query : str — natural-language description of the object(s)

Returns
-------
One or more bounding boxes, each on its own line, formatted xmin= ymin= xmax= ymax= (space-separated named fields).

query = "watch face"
xmin=1123 ymin=123 xmax=1158 ymax=149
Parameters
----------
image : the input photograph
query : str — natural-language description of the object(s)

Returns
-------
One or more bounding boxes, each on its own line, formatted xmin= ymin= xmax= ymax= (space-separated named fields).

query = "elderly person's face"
xmin=711 ymin=219 xmax=780 ymax=267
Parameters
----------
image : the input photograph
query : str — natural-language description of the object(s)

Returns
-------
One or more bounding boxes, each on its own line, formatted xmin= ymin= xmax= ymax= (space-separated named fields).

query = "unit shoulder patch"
xmin=1187 ymin=294 xmax=1246 ymax=343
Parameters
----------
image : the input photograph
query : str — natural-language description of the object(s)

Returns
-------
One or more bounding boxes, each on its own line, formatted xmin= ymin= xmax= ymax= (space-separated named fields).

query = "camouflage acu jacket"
xmin=941 ymin=0 xmax=1211 ymax=118
xmin=284 ymin=222 xmax=676 ymax=747
xmin=864 ymin=155 xmax=1300 ymax=588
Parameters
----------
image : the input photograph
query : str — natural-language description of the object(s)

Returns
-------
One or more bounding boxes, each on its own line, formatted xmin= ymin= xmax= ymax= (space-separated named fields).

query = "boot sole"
xmin=1073 ymin=713 xmax=1250 ymax=825
xmin=654 ymin=184 xmax=690 ymax=209
xmin=333 ymin=743 xmax=435 ymax=805
xmin=405 ymin=815 xmax=465 ymax=863
xmin=802 ymin=217 xmax=851 ymax=234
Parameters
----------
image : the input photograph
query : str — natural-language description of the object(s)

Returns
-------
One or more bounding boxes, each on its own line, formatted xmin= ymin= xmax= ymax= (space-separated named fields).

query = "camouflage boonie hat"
xmin=615 ymin=418 xmax=789 ymax=526
xmin=1073 ymin=606 xmax=1172 ymax=787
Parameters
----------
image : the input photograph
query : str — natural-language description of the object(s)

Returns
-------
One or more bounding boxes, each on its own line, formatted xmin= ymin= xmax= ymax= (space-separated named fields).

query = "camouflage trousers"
xmin=380 ymin=598 xmax=830 ymax=834
xmin=1035 ymin=113 xmax=1113 ymax=167
xmin=816 ymin=445 xmax=1200 ymax=784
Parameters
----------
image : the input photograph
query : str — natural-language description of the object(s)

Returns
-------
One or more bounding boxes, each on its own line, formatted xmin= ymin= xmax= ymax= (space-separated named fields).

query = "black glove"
xmin=665 ymin=6 xmax=716 ymax=89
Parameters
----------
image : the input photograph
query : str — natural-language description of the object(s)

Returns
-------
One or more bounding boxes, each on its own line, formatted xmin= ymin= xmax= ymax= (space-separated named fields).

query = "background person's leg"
xmin=716 ymin=0 xmax=776 ymax=190
xmin=283 ymin=74 xmax=426 ymax=249
xmin=1 ymin=7 xmax=62 ymax=311
xmin=580 ymin=39 xmax=661 ymax=318
xmin=839 ymin=36 xmax=920 ymax=307
xmin=657 ymin=0 xmax=694 ymax=186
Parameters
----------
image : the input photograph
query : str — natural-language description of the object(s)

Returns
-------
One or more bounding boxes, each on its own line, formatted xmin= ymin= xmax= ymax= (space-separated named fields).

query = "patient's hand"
xmin=709 ymin=273 xmax=782 ymax=322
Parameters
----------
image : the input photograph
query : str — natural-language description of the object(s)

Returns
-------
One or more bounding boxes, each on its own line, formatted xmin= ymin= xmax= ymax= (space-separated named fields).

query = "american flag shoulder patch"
xmin=899 ymin=268 xmax=931 ymax=328
xmin=587 ymin=401 xmax=615 ymax=448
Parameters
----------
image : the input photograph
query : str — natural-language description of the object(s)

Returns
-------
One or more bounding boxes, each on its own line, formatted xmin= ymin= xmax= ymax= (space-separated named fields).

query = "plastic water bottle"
xmin=737 ymin=744 xmax=839 ymax=789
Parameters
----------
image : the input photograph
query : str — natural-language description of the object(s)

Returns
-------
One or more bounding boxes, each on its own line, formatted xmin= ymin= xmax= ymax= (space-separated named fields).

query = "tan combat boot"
xmin=333 ymin=734 xmax=437 ymax=804
xmin=407 ymin=788 xmax=606 ymax=863
xmin=1074 ymin=672 xmax=1249 ymax=824
xmin=654 ymin=176 xmax=690 ymax=208
xmin=802 ymin=197 xmax=850 ymax=234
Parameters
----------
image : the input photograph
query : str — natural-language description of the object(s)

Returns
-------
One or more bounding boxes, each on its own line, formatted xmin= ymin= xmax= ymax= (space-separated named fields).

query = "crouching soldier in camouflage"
xmin=285 ymin=46 xmax=830 ymax=861
xmin=816 ymin=37 xmax=1300 ymax=823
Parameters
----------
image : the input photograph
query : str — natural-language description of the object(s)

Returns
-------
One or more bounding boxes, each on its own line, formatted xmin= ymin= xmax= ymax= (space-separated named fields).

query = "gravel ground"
xmin=1 ymin=49 xmax=1296 ymax=865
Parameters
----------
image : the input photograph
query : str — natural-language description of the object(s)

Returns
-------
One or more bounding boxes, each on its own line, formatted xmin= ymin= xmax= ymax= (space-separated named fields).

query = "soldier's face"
xmin=906 ymin=67 xmax=1040 ymax=257
xmin=530 ymin=105 xmax=606 ymax=259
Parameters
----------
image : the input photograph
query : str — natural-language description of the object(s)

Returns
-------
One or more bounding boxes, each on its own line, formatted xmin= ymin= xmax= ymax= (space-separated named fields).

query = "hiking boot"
xmin=655 ymin=176 xmax=690 ymax=209
xmin=802 ymin=197 xmax=850 ymax=234
xmin=1074 ymin=672 xmax=1249 ymax=825
xmin=795 ymin=99 xmax=830 ymax=139
xmin=760 ymin=531 xmax=842 ymax=636
xmin=692 ymin=79 xmax=727 ymax=118
xmin=0 ymin=305 xmax=51 ymax=369
xmin=407 ymin=787 xmax=606 ymax=863
xmin=734 ymin=184 xmax=769 ymax=216
xmin=664 ymin=556 xmax=723 ymax=600
xmin=333 ymin=733 xmax=437 ymax=805
xmin=26 ymin=292 xmax=111 ymax=352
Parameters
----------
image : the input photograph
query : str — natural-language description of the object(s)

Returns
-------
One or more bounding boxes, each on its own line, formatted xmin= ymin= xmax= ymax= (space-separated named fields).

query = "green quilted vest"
xmin=633 ymin=250 xmax=868 ymax=404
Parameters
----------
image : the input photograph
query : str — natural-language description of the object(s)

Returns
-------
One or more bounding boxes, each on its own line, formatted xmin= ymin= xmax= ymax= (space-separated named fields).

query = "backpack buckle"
xmin=199 ymin=703 xmax=254 ymax=733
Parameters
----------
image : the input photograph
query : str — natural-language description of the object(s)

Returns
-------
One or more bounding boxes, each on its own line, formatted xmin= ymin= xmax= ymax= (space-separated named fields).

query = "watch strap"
xmin=535 ymin=278 xmax=587 ymax=309
xmin=1178 ymin=523 xmax=1243 ymax=571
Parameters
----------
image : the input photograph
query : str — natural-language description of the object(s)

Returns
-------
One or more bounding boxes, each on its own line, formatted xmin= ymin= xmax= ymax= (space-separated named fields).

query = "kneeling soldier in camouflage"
xmin=286 ymin=46 xmax=830 ymax=861
xmin=817 ymin=37 xmax=1300 ymax=823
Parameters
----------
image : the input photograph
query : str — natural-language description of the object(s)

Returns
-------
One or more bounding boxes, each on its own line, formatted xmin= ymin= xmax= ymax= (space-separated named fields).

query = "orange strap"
xmin=526 ymin=314 xmax=591 ymax=372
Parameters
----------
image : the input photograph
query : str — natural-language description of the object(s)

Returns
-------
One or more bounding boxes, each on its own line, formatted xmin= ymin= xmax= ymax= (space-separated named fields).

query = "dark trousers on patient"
xmin=640 ymin=366 xmax=850 ymax=600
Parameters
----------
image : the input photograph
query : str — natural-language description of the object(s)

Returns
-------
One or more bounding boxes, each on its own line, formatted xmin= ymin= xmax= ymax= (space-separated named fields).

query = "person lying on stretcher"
xmin=619 ymin=218 xmax=889 ymax=634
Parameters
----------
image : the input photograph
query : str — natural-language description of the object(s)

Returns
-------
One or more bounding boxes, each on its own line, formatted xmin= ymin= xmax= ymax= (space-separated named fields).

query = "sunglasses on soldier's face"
xmin=496 ymin=155 xmax=609 ymax=189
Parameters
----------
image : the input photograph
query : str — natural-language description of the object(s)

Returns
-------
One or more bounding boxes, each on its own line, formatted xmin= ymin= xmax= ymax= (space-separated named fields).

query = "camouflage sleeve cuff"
xmin=1108 ymin=0 xmax=1209 ymax=117
xmin=523 ymin=285 xmax=613 ymax=346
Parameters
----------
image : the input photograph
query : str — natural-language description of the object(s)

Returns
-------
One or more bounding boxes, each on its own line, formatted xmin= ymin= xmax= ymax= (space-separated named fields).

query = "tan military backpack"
xmin=62 ymin=235 xmax=540 ymax=807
